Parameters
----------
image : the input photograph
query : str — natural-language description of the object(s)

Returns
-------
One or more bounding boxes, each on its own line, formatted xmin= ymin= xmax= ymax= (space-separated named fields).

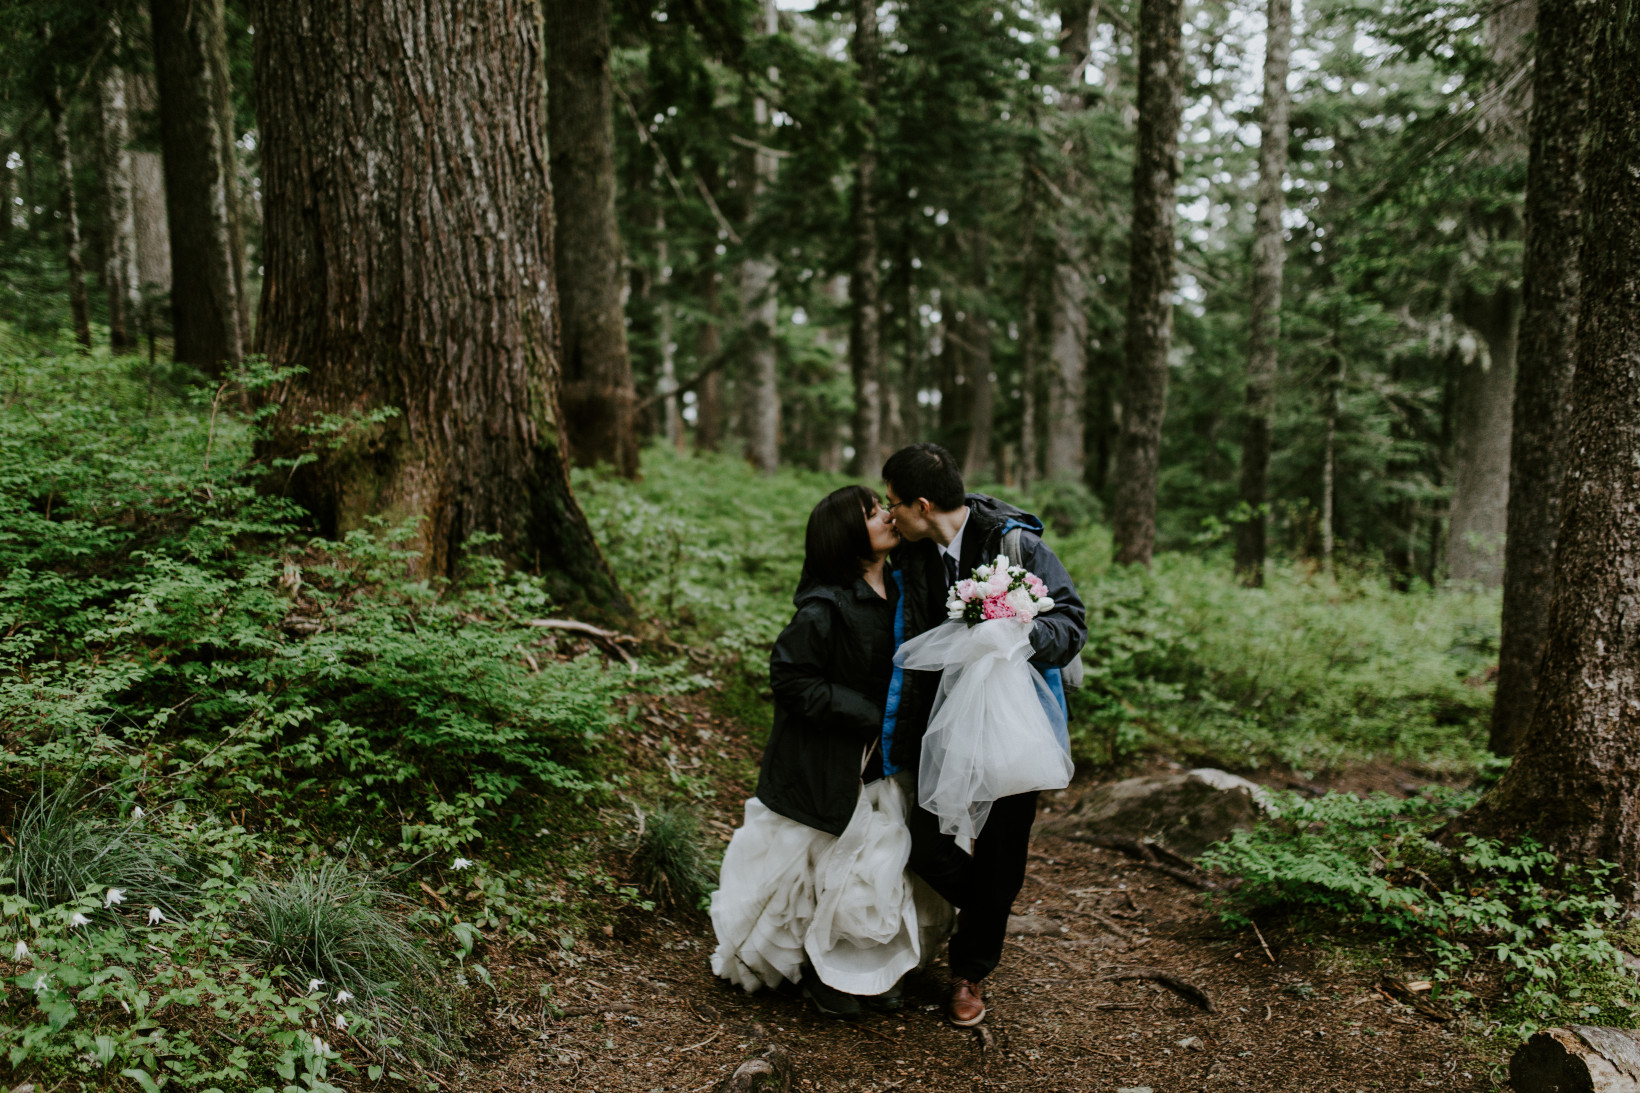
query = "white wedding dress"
xmin=710 ymin=777 xmax=954 ymax=996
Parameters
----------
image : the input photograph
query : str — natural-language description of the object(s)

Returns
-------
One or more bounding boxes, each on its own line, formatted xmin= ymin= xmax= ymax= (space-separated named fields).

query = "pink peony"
xmin=981 ymin=594 xmax=1015 ymax=620
xmin=1026 ymin=574 xmax=1047 ymax=593
xmin=955 ymin=578 xmax=979 ymax=602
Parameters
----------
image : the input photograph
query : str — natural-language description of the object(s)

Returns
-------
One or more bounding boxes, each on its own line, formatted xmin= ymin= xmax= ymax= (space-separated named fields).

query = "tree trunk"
xmin=656 ymin=220 xmax=682 ymax=452
xmin=46 ymin=85 xmax=93 ymax=351
xmin=1018 ymin=162 xmax=1041 ymax=492
xmin=127 ymin=71 xmax=171 ymax=306
xmin=1233 ymin=0 xmax=1292 ymax=587
xmin=1458 ymin=5 xmax=1640 ymax=896
xmin=1490 ymin=0 xmax=1598 ymax=755
xmin=1321 ymin=356 xmax=1342 ymax=573
xmin=1044 ymin=1 xmax=1096 ymax=485
xmin=252 ymin=0 xmax=624 ymax=609
xmin=1446 ymin=0 xmax=1535 ymax=588
xmin=1448 ymin=294 xmax=1518 ymax=587
xmin=1511 ymin=1025 xmax=1640 ymax=1092
xmin=1111 ymin=0 xmax=1184 ymax=566
xmin=846 ymin=0 xmax=882 ymax=477
xmin=150 ymin=0 xmax=247 ymax=373
xmin=546 ymin=0 xmax=639 ymax=478
xmin=99 ymin=60 xmax=142 ymax=352
xmin=739 ymin=3 xmax=781 ymax=476
xmin=0 ymin=140 xmax=11 ymax=246
xmin=961 ymin=231 xmax=993 ymax=480
xmin=695 ymin=263 xmax=725 ymax=452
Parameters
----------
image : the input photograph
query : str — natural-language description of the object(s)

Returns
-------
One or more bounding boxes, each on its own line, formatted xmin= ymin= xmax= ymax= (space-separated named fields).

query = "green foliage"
xmin=239 ymin=859 xmax=454 ymax=1064
xmin=1200 ymin=791 xmax=1640 ymax=1034
xmin=627 ymin=803 xmax=716 ymax=912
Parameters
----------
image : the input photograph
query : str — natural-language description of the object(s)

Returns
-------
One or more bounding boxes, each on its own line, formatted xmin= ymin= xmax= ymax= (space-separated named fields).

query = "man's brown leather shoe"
xmin=948 ymin=978 xmax=986 ymax=1026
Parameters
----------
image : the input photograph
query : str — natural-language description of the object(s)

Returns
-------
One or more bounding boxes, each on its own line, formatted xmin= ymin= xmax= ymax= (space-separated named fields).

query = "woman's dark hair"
xmin=882 ymin=442 xmax=965 ymax=511
xmin=801 ymin=485 xmax=880 ymax=588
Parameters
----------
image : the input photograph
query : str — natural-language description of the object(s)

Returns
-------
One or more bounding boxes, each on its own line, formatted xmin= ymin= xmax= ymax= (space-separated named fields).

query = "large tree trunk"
xmin=1233 ymin=0 xmax=1292 ymax=587
xmin=961 ymin=231 xmax=993 ymax=480
xmin=99 ymin=60 xmax=142 ymax=352
xmin=1458 ymin=4 xmax=1640 ymax=897
xmin=739 ymin=1 xmax=781 ymax=476
xmin=546 ymin=0 xmax=639 ymax=477
xmin=1018 ymin=156 xmax=1041 ymax=492
xmin=126 ymin=71 xmax=171 ymax=306
xmin=150 ymin=0 xmax=248 ymax=373
xmin=1446 ymin=0 xmax=1535 ymax=588
xmin=46 ymin=85 xmax=93 ymax=350
xmin=1111 ymin=0 xmax=1184 ymax=566
xmin=846 ymin=0 xmax=882 ymax=477
xmin=1448 ymin=294 xmax=1519 ymax=586
xmin=1043 ymin=1 xmax=1096 ymax=485
xmin=253 ymin=0 xmax=624 ymax=609
xmin=1490 ymin=0 xmax=1597 ymax=755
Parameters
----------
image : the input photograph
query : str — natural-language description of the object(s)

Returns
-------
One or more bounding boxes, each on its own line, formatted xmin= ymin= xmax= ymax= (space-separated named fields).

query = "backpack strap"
xmin=1002 ymin=525 xmax=1025 ymax=569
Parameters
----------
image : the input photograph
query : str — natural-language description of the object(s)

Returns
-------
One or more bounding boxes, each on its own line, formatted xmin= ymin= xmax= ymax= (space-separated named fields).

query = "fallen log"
xmin=1511 ymin=1025 xmax=1640 ymax=1092
xmin=715 ymin=1041 xmax=795 ymax=1093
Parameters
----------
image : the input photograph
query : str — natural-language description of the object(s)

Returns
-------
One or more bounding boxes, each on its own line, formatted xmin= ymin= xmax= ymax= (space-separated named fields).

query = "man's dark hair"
xmin=882 ymin=443 xmax=965 ymax=511
xmin=801 ymin=485 xmax=880 ymax=588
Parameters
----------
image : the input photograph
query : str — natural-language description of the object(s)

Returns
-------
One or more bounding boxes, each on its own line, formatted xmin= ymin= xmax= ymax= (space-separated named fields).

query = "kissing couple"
xmin=710 ymin=442 xmax=1088 ymax=1027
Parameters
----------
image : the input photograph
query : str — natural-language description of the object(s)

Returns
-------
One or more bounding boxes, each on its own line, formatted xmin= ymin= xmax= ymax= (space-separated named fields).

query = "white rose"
xmin=948 ymin=601 xmax=966 ymax=619
xmin=1035 ymin=596 xmax=1055 ymax=612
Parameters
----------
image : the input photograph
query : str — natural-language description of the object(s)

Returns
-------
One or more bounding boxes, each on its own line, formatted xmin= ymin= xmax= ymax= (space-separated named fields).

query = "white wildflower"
xmin=334 ymin=1013 xmax=347 ymax=1031
xmin=147 ymin=907 xmax=165 ymax=926
xmin=335 ymin=989 xmax=355 ymax=1004
xmin=33 ymin=972 xmax=50 ymax=992
xmin=308 ymin=978 xmax=325 ymax=992
xmin=313 ymin=1035 xmax=328 ymax=1055
xmin=105 ymin=888 xmax=126 ymax=908
xmin=131 ymin=806 xmax=145 ymax=820
xmin=452 ymin=857 xmax=473 ymax=871
xmin=69 ymin=912 xmax=91 ymax=928
xmin=12 ymin=939 xmax=29 ymax=962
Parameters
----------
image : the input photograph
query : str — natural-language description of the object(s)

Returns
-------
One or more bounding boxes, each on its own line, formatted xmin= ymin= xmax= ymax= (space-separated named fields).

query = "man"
xmin=880 ymin=442 xmax=1087 ymax=1027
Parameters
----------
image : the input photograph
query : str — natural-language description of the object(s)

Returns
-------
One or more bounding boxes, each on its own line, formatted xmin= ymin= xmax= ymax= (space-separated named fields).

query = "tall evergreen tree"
xmin=150 ymin=0 xmax=248 ymax=372
xmin=1233 ymin=0 xmax=1291 ymax=587
xmin=1490 ymin=0 xmax=1597 ymax=755
xmin=739 ymin=0 xmax=780 ymax=475
xmin=846 ymin=0 xmax=882 ymax=477
xmin=1112 ymin=0 xmax=1183 ymax=566
xmin=253 ymin=0 xmax=623 ymax=605
xmin=1460 ymin=1 xmax=1640 ymax=891
xmin=45 ymin=81 xmax=91 ymax=350
xmin=98 ymin=52 xmax=140 ymax=352
xmin=547 ymin=0 xmax=640 ymax=478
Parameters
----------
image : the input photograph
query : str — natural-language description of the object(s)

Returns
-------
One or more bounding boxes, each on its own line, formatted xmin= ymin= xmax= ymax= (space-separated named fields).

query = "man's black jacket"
xmin=756 ymin=576 xmax=896 ymax=836
xmin=883 ymin=493 xmax=1087 ymax=775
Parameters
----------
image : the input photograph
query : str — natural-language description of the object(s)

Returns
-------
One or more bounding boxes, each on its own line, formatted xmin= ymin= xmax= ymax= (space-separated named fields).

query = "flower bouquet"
xmin=894 ymin=555 xmax=1074 ymax=840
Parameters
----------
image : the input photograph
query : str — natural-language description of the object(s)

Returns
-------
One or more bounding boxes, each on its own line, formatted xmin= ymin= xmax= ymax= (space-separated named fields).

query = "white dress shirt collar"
xmin=939 ymin=506 xmax=971 ymax=566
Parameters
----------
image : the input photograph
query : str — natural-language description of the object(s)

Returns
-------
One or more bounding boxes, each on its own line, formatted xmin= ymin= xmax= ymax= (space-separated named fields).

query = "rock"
xmin=1039 ymin=769 xmax=1265 ymax=858
xmin=714 ymin=1042 xmax=795 ymax=1093
xmin=1007 ymin=913 xmax=1067 ymax=936
xmin=1177 ymin=1035 xmax=1203 ymax=1051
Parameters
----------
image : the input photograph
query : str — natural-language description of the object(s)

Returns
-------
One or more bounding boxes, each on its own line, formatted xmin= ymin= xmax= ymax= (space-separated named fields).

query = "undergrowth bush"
xmin=627 ymin=803 xmax=715 ymax=912
xmin=1199 ymin=791 xmax=1640 ymax=1035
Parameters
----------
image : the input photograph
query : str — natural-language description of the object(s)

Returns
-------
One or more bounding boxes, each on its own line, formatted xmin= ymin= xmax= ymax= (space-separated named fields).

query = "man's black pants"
xmin=899 ymin=776 xmax=1039 ymax=983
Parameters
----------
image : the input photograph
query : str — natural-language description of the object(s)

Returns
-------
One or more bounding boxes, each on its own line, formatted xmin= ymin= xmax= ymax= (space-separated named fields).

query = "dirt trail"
xmin=441 ymin=695 xmax=1506 ymax=1093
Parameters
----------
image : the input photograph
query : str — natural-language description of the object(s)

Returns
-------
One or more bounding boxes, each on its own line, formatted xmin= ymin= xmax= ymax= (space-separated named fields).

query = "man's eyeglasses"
xmin=884 ymin=498 xmax=914 ymax=514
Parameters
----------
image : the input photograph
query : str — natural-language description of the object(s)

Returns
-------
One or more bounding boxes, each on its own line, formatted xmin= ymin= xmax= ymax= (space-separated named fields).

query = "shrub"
xmin=4 ymin=779 xmax=192 ymax=918
xmin=239 ymin=859 xmax=455 ymax=1063
xmin=629 ymin=803 xmax=716 ymax=911
xmin=1199 ymin=790 xmax=1640 ymax=1033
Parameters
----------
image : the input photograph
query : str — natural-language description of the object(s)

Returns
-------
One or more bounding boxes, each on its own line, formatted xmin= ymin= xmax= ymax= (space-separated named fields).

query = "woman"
xmin=710 ymin=486 xmax=951 ymax=1018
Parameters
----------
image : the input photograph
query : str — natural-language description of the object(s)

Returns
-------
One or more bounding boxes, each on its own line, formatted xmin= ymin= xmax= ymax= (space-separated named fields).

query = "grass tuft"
xmin=629 ymin=803 xmax=716 ymax=911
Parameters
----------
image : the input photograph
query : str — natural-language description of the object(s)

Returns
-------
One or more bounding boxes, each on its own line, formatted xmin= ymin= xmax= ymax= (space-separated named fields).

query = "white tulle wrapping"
xmin=894 ymin=618 xmax=1074 ymax=840
xmin=710 ymin=779 xmax=953 ymax=996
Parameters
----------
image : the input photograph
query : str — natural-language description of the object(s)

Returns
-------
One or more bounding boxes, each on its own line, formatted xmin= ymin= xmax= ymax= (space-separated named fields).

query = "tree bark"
xmin=695 ymin=263 xmax=725 ymax=452
xmin=252 ymin=0 xmax=624 ymax=609
xmin=99 ymin=60 xmax=142 ymax=352
xmin=1446 ymin=0 xmax=1535 ymax=588
xmin=847 ymin=0 xmax=882 ymax=477
xmin=1457 ymin=5 xmax=1640 ymax=897
xmin=1044 ymin=1 xmax=1096 ymax=485
xmin=1233 ymin=0 xmax=1292 ymax=587
xmin=46 ymin=85 xmax=93 ymax=351
xmin=1490 ymin=0 xmax=1598 ymax=755
xmin=740 ymin=0 xmax=781 ymax=476
xmin=1018 ymin=156 xmax=1041 ymax=492
xmin=961 ymin=230 xmax=993 ymax=480
xmin=1511 ymin=1025 xmax=1640 ymax=1092
xmin=1448 ymin=293 xmax=1519 ymax=587
xmin=150 ymin=0 xmax=248 ymax=373
xmin=1111 ymin=0 xmax=1184 ymax=566
xmin=126 ymin=70 xmax=171 ymax=306
xmin=546 ymin=0 xmax=639 ymax=478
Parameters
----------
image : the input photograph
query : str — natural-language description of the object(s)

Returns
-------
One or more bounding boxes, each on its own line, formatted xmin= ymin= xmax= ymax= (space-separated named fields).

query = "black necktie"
xmin=943 ymin=552 xmax=958 ymax=589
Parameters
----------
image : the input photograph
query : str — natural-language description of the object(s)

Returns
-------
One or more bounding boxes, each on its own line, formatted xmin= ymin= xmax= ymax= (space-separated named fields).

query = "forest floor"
xmin=426 ymin=689 xmax=1510 ymax=1093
